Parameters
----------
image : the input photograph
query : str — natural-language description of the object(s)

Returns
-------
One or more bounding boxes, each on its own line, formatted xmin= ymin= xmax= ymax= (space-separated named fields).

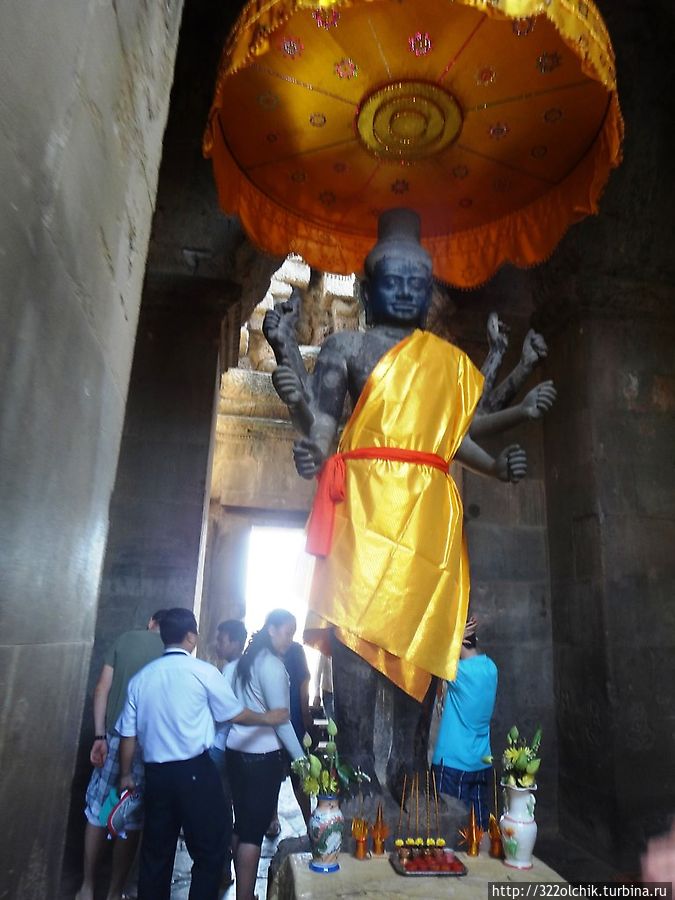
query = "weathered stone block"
xmin=558 ymin=775 xmax=619 ymax=866
xmin=605 ymin=575 xmax=675 ymax=650
xmin=0 ymin=1 xmax=90 ymax=206
xmin=468 ymin=580 xmax=552 ymax=644
xmin=463 ymin=472 xmax=547 ymax=528
xmin=466 ymin=522 xmax=548 ymax=582
xmin=0 ymin=642 xmax=91 ymax=900
xmin=214 ymin=417 xmax=315 ymax=511
xmin=0 ymin=245 xmax=127 ymax=646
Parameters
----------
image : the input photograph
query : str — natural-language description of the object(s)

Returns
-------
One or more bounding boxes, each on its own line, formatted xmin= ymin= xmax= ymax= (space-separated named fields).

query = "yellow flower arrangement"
xmin=500 ymin=725 xmax=542 ymax=789
xmin=291 ymin=718 xmax=368 ymax=797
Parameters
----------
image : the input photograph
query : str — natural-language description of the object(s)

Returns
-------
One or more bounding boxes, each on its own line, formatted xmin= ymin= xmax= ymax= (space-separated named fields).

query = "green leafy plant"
xmin=291 ymin=718 xmax=369 ymax=797
xmin=500 ymin=725 xmax=542 ymax=788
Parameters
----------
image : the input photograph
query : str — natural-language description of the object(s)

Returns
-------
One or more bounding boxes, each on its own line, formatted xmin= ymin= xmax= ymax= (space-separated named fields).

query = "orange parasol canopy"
xmin=204 ymin=0 xmax=623 ymax=287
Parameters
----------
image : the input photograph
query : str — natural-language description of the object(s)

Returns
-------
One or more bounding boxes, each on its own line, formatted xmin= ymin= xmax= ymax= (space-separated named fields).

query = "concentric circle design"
xmin=207 ymin=0 xmax=623 ymax=286
xmin=356 ymin=81 xmax=463 ymax=161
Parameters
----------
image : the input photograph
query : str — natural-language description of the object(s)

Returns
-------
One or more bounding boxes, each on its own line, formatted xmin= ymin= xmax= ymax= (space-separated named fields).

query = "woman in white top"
xmin=225 ymin=609 xmax=305 ymax=900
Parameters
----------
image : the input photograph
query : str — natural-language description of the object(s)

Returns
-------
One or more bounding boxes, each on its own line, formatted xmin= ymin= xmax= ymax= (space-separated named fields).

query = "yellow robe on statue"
xmin=304 ymin=329 xmax=485 ymax=702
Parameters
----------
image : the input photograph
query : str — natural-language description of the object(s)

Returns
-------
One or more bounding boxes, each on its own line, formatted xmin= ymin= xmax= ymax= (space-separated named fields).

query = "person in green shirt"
xmin=76 ymin=610 xmax=166 ymax=900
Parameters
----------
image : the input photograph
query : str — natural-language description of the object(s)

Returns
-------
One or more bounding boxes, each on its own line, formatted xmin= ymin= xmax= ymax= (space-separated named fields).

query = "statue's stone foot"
xmin=338 ymin=758 xmax=382 ymax=823
xmin=437 ymin=792 xmax=472 ymax=848
xmin=385 ymin=759 xmax=420 ymax=810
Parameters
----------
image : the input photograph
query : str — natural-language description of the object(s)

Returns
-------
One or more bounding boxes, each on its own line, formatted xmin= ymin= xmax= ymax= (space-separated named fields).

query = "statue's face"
xmin=365 ymin=255 xmax=432 ymax=327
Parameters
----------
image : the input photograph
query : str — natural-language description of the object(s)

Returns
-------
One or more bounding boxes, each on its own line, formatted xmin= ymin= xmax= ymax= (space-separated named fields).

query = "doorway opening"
xmin=244 ymin=524 xmax=320 ymax=695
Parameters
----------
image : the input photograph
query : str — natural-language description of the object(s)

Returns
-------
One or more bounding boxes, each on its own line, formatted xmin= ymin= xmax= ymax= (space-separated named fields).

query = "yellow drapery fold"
xmin=304 ymin=330 xmax=484 ymax=701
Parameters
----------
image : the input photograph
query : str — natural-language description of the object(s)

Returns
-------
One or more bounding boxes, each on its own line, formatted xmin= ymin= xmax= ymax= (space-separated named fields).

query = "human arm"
xmin=208 ymin=661 xmax=289 ymax=728
xmin=469 ymin=381 xmax=557 ymax=440
xmin=259 ymin=658 xmax=305 ymax=760
xmin=641 ymin=820 xmax=675 ymax=887
xmin=116 ymin=685 xmax=139 ymax=790
xmin=299 ymin=652 xmax=313 ymax=734
xmin=231 ymin=707 xmax=290 ymax=727
xmin=119 ymin=736 xmax=137 ymax=792
xmin=455 ymin=434 xmax=527 ymax=483
xmin=90 ymin=664 xmax=114 ymax=767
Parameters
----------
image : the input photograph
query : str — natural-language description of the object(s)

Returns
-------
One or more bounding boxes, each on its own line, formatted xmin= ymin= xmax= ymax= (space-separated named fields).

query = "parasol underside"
xmin=205 ymin=0 xmax=623 ymax=287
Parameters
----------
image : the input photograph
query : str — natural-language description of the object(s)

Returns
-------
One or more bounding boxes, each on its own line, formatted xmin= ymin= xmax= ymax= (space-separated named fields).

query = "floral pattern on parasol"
xmin=204 ymin=0 xmax=623 ymax=287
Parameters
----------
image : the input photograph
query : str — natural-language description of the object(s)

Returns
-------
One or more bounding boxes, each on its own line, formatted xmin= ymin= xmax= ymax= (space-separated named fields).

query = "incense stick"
xmin=493 ymin=766 xmax=499 ymax=817
xmin=425 ymin=769 xmax=431 ymax=839
xmin=432 ymin=768 xmax=440 ymax=836
xmin=415 ymin=772 xmax=420 ymax=835
xmin=397 ymin=772 xmax=407 ymax=837
xmin=406 ymin=775 xmax=412 ymax=836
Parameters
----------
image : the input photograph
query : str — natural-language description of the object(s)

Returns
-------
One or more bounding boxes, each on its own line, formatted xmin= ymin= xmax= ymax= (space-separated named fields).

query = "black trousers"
xmin=139 ymin=751 xmax=228 ymax=900
xmin=226 ymin=748 xmax=285 ymax=846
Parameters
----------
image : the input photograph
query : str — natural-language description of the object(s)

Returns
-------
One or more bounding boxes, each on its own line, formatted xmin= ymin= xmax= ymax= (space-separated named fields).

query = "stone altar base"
xmin=269 ymin=790 xmax=469 ymax=884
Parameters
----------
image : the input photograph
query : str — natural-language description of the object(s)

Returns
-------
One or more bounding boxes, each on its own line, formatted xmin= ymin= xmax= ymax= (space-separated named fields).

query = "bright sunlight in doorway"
xmin=244 ymin=525 xmax=320 ymax=693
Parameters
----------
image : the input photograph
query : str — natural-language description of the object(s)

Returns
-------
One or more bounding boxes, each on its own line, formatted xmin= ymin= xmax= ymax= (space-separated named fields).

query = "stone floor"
xmin=169 ymin=777 xmax=307 ymax=900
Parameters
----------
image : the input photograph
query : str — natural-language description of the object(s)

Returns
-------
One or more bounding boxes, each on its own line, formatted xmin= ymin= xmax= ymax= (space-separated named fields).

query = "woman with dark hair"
xmin=224 ymin=609 xmax=305 ymax=900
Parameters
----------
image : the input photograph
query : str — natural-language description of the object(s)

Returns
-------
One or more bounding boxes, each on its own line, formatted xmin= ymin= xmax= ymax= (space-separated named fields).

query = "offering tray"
xmin=389 ymin=850 xmax=467 ymax=877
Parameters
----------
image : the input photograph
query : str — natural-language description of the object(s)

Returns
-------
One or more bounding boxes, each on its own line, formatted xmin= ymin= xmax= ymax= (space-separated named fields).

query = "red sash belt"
xmin=305 ymin=447 xmax=449 ymax=557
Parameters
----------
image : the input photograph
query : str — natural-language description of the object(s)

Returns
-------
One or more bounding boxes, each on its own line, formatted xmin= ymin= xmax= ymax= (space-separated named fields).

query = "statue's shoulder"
xmin=418 ymin=331 xmax=481 ymax=377
xmin=419 ymin=330 xmax=464 ymax=358
xmin=319 ymin=329 xmax=366 ymax=355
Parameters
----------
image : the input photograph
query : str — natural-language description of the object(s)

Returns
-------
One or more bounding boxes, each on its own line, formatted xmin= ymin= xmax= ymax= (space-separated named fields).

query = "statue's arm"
xmin=469 ymin=381 xmax=557 ymax=440
xmin=262 ymin=288 xmax=308 ymax=392
xmin=477 ymin=312 xmax=509 ymax=412
xmin=481 ymin=329 xmax=548 ymax=413
xmin=271 ymin=366 xmax=315 ymax=436
xmin=288 ymin=335 xmax=350 ymax=479
xmin=455 ymin=434 xmax=527 ymax=483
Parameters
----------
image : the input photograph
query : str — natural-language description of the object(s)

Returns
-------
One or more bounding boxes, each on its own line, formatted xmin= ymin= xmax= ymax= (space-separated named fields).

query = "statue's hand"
xmin=521 ymin=329 xmax=548 ymax=368
xmin=293 ymin=437 xmax=326 ymax=480
xmin=487 ymin=312 xmax=510 ymax=353
xmin=272 ymin=365 xmax=306 ymax=408
xmin=262 ymin=289 xmax=301 ymax=349
xmin=262 ymin=307 xmax=282 ymax=346
xmin=496 ymin=444 xmax=527 ymax=483
xmin=521 ymin=380 xmax=557 ymax=420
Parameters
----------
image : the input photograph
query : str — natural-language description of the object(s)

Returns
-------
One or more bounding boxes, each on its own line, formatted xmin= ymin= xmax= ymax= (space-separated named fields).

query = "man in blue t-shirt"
xmin=431 ymin=617 xmax=498 ymax=829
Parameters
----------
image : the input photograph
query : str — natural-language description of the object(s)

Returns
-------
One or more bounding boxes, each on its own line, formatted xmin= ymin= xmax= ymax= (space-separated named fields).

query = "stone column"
xmin=0 ymin=4 xmax=185 ymax=897
xmin=531 ymin=0 xmax=675 ymax=866
xmin=60 ymin=274 xmax=236 ymax=887
xmin=536 ymin=282 xmax=675 ymax=867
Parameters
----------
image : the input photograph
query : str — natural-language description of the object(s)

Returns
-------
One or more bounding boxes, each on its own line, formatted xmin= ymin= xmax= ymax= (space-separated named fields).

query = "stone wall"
xmin=0 ymin=3 xmax=185 ymax=897
xmin=539 ymin=305 xmax=675 ymax=865
xmin=58 ymin=0 xmax=279 ymax=890
xmin=447 ymin=272 xmax=559 ymax=834
xmin=530 ymin=0 xmax=675 ymax=867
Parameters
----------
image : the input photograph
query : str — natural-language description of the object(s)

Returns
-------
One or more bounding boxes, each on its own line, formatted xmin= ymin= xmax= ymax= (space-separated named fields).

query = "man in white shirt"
xmin=117 ymin=607 xmax=288 ymax=900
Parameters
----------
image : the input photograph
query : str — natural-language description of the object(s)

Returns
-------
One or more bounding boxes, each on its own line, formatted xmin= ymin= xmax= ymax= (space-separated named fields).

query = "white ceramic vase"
xmin=308 ymin=794 xmax=344 ymax=873
xmin=499 ymin=784 xmax=537 ymax=869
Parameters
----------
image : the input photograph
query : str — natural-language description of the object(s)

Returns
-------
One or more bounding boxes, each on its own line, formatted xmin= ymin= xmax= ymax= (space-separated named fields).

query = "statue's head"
xmin=362 ymin=208 xmax=433 ymax=328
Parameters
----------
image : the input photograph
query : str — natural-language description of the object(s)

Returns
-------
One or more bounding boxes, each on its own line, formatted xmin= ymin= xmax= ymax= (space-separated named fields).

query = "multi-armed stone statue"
xmin=263 ymin=208 xmax=556 ymax=805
